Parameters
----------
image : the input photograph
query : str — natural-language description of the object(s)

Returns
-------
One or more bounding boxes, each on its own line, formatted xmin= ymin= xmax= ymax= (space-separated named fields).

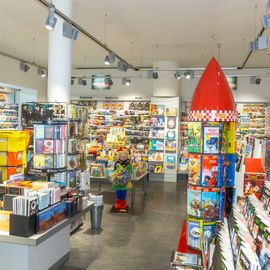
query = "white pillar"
xmin=47 ymin=0 xmax=72 ymax=102
xmin=152 ymin=61 xmax=181 ymax=97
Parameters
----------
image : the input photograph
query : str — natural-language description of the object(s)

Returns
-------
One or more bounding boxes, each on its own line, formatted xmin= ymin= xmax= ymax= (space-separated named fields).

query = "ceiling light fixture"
xmin=263 ymin=14 xmax=270 ymax=28
xmin=174 ymin=72 xmax=181 ymax=80
xmin=122 ymin=77 xmax=131 ymax=86
xmin=20 ymin=62 xmax=30 ymax=72
xmin=147 ymin=70 xmax=158 ymax=79
xmin=45 ymin=5 xmax=57 ymax=31
xmin=37 ymin=67 xmax=46 ymax=78
xmin=105 ymin=77 xmax=113 ymax=86
xmin=250 ymin=36 xmax=268 ymax=51
xmin=78 ymin=77 xmax=87 ymax=86
xmin=104 ymin=52 xmax=115 ymax=65
xmin=250 ymin=76 xmax=261 ymax=85
xmin=63 ymin=21 xmax=79 ymax=40
xmin=117 ymin=61 xmax=128 ymax=72
xmin=184 ymin=71 xmax=194 ymax=79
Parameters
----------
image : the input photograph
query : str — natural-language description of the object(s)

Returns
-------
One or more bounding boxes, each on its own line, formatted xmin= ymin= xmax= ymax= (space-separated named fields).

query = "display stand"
xmin=130 ymin=171 xmax=149 ymax=206
xmin=184 ymin=58 xmax=237 ymax=252
xmin=149 ymin=97 xmax=179 ymax=182
xmin=0 ymin=202 xmax=93 ymax=270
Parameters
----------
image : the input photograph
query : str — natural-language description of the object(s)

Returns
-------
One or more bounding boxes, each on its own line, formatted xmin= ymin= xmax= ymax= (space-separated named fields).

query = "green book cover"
xmin=188 ymin=122 xmax=202 ymax=153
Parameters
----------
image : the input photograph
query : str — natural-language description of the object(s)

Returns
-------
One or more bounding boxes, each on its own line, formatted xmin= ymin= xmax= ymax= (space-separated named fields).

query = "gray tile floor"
xmin=59 ymin=180 xmax=187 ymax=270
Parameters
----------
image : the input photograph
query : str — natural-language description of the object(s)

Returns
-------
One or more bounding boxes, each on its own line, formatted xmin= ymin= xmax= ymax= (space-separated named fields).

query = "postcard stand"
xmin=186 ymin=58 xmax=237 ymax=251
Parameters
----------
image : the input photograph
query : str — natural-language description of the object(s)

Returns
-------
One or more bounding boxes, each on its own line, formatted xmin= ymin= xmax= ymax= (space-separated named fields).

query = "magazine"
xmin=187 ymin=186 xmax=201 ymax=217
xmin=201 ymin=188 xmax=220 ymax=219
xmin=188 ymin=154 xmax=201 ymax=185
xmin=203 ymin=124 xmax=220 ymax=154
xmin=188 ymin=122 xmax=202 ymax=153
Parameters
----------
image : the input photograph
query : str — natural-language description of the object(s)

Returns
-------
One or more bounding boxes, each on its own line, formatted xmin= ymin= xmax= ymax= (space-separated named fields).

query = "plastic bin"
xmin=90 ymin=205 xmax=103 ymax=230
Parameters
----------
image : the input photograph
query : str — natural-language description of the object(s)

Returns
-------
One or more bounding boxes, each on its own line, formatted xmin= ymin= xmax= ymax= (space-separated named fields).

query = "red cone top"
xmin=189 ymin=57 xmax=237 ymax=122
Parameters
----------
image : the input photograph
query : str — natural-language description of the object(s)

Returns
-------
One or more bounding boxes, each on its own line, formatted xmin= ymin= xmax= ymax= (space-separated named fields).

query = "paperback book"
xmin=167 ymin=117 xmax=176 ymax=129
xmin=201 ymin=187 xmax=221 ymax=219
xmin=188 ymin=122 xmax=202 ymax=153
xmin=188 ymin=154 xmax=201 ymax=185
xmin=202 ymin=123 xmax=220 ymax=154
xmin=187 ymin=186 xmax=201 ymax=217
xmin=149 ymin=139 xmax=164 ymax=151
xmin=148 ymin=152 xmax=164 ymax=162
xmin=223 ymin=154 xmax=236 ymax=187
xmin=164 ymin=140 xmax=176 ymax=153
xmin=150 ymin=116 xmax=165 ymax=128
xmin=201 ymin=155 xmax=222 ymax=187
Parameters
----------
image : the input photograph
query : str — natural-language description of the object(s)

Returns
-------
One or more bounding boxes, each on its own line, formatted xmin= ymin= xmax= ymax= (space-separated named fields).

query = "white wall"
xmin=0 ymin=54 xmax=47 ymax=102
xmin=71 ymin=69 xmax=153 ymax=99
xmin=71 ymin=68 xmax=270 ymax=103
xmin=181 ymin=68 xmax=270 ymax=103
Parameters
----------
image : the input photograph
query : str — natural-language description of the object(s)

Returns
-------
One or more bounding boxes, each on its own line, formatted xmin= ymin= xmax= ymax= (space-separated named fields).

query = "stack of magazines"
xmin=170 ymin=251 xmax=203 ymax=269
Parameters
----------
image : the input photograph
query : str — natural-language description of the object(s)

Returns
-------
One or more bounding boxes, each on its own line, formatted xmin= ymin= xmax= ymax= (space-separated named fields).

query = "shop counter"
xmin=0 ymin=202 xmax=93 ymax=270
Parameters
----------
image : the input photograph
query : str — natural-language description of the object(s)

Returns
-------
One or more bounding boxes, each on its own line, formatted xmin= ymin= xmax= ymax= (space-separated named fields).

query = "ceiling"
xmin=0 ymin=0 xmax=269 ymax=69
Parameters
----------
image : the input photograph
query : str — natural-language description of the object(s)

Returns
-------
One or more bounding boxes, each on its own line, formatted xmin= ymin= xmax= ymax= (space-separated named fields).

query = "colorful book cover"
xmin=202 ymin=220 xmax=217 ymax=238
xmin=44 ymin=126 xmax=54 ymax=139
xmin=148 ymin=152 xmax=164 ymax=162
xmin=167 ymin=117 xmax=176 ymax=129
xmin=34 ymin=154 xmax=45 ymax=168
xmin=150 ymin=116 xmax=165 ymax=128
xmin=67 ymin=171 xmax=77 ymax=187
xmin=150 ymin=129 xmax=164 ymax=139
xmin=187 ymin=217 xmax=202 ymax=250
xmin=165 ymin=140 xmax=176 ymax=152
xmin=166 ymin=107 xmax=177 ymax=117
xmin=45 ymin=155 xmax=54 ymax=168
xmin=203 ymin=124 xmax=220 ymax=154
xmin=35 ymin=140 xmax=44 ymax=154
xmin=166 ymin=130 xmax=176 ymax=140
xmin=201 ymin=188 xmax=220 ymax=219
xmin=244 ymin=173 xmax=265 ymax=199
xmin=165 ymin=155 xmax=176 ymax=169
xmin=188 ymin=154 xmax=201 ymax=185
xmin=150 ymin=104 xmax=165 ymax=116
xmin=187 ymin=186 xmax=201 ymax=217
xmin=67 ymin=155 xmax=79 ymax=170
xmin=221 ymin=122 xmax=236 ymax=154
xmin=201 ymin=155 xmax=222 ymax=187
xmin=34 ymin=125 xmax=45 ymax=139
xmin=150 ymin=140 xmax=164 ymax=151
xmin=188 ymin=122 xmax=202 ymax=153
xmin=44 ymin=140 xmax=54 ymax=154
xmin=223 ymin=154 xmax=236 ymax=186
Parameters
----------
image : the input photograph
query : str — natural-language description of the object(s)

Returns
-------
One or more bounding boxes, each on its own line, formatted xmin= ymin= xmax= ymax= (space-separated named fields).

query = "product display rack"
xmin=0 ymin=103 xmax=19 ymax=130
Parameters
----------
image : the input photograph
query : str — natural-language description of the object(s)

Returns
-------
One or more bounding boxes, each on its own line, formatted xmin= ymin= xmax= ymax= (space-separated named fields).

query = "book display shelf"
xmin=148 ymin=97 xmax=179 ymax=181
xmin=0 ymin=103 xmax=19 ymax=130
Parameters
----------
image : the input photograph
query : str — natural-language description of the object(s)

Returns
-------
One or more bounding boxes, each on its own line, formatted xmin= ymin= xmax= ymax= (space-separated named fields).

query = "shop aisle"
xmin=59 ymin=180 xmax=187 ymax=270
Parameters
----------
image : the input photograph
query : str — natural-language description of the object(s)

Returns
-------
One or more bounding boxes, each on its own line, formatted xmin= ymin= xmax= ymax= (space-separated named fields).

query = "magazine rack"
xmin=186 ymin=57 xmax=237 ymax=251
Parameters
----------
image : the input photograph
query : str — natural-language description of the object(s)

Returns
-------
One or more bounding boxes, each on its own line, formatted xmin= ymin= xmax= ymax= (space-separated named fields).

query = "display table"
xmin=90 ymin=176 xmax=108 ymax=194
xmin=131 ymin=172 xmax=149 ymax=206
xmin=0 ymin=202 xmax=93 ymax=270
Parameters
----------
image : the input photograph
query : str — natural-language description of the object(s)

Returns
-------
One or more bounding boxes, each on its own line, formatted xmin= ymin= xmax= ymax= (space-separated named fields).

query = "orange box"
xmin=7 ymin=152 xmax=24 ymax=166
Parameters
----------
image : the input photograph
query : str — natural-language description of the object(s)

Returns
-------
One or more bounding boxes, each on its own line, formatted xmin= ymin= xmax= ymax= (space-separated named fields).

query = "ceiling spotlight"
xmin=37 ymin=67 xmax=46 ymax=78
xmin=147 ymin=70 xmax=158 ymax=79
xmin=184 ymin=71 xmax=194 ymax=79
xmin=45 ymin=6 xmax=57 ymax=31
xmin=104 ymin=52 xmax=115 ymax=65
xmin=250 ymin=36 xmax=268 ymax=51
xmin=20 ymin=62 xmax=30 ymax=72
xmin=263 ymin=15 xmax=270 ymax=28
xmin=122 ymin=77 xmax=131 ymax=86
xmin=117 ymin=61 xmax=128 ymax=72
xmin=250 ymin=76 xmax=261 ymax=85
xmin=174 ymin=72 xmax=181 ymax=80
xmin=78 ymin=77 xmax=87 ymax=86
xmin=104 ymin=55 xmax=110 ymax=65
xmin=63 ymin=21 xmax=79 ymax=40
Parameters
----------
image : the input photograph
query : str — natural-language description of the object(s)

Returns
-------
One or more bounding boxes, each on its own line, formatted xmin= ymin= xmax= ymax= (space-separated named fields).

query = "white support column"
xmin=152 ymin=61 xmax=181 ymax=97
xmin=47 ymin=0 xmax=72 ymax=103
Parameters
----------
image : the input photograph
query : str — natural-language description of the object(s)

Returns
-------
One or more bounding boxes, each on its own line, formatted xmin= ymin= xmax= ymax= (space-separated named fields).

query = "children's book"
xmin=166 ymin=107 xmax=177 ymax=117
xmin=166 ymin=130 xmax=176 ymax=140
xmin=187 ymin=186 xmax=201 ymax=217
xmin=170 ymin=251 xmax=203 ymax=268
xmin=165 ymin=155 xmax=176 ymax=169
xmin=201 ymin=155 xmax=222 ymax=187
xmin=187 ymin=217 xmax=201 ymax=250
xmin=165 ymin=140 xmax=176 ymax=152
xmin=149 ymin=139 xmax=164 ymax=151
xmin=188 ymin=122 xmax=202 ymax=153
xmin=188 ymin=154 xmax=201 ymax=185
xmin=223 ymin=154 xmax=236 ymax=186
xmin=221 ymin=122 xmax=236 ymax=154
xmin=35 ymin=140 xmax=44 ymax=154
xmin=148 ymin=152 xmax=164 ymax=162
xmin=44 ymin=140 xmax=54 ymax=154
xmin=150 ymin=116 xmax=165 ymax=128
xmin=44 ymin=126 xmax=54 ymax=139
xmin=201 ymin=188 xmax=220 ymax=219
xmin=167 ymin=117 xmax=176 ymax=129
xmin=45 ymin=155 xmax=54 ymax=168
xmin=34 ymin=154 xmax=45 ymax=168
xmin=34 ymin=125 xmax=45 ymax=139
xmin=203 ymin=124 xmax=220 ymax=154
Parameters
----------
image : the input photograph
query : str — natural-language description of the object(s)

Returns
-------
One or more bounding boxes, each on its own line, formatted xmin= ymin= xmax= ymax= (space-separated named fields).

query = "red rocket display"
xmin=188 ymin=57 xmax=237 ymax=122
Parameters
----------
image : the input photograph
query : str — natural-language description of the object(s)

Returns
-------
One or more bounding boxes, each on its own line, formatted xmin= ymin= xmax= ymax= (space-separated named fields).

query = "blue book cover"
xmin=201 ymin=188 xmax=221 ymax=219
xmin=187 ymin=187 xmax=201 ymax=217
xmin=223 ymin=154 xmax=236 ymax=187
xmin=187 ymin=218 xmax=201 ymax=250
xmin=202 ymin=124 xmax=220 ymax=154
